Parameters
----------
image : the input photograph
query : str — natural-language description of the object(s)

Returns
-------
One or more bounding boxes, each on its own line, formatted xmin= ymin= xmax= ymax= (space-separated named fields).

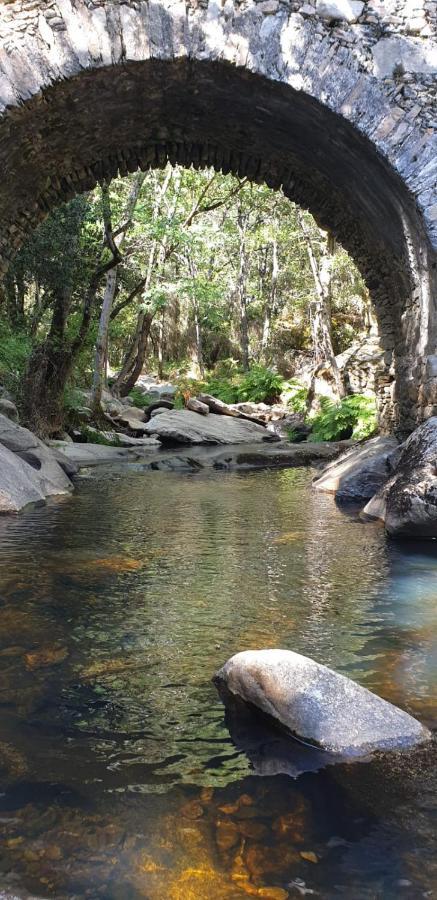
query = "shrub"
xmin=310 ymin=394 xmax=377 ymax=442
xmin=204 ymin=376 xmax=239 ymax=404
xmin=63 ymin=385 xmax=87 ymax=413
xmin=236 ymin=365 xmax=284 ymax=404
xmin=282 ymin=379 xmax=309 ymax=414
xmin=128 ymin=388 xmax=154 ymax=409
xmin=81 ymin=426 xmax=122 ymax=447
xmin=0 ymin=323 xmax=32 ymax=398
xmin=174 ymin=376 xmax=206 ymax=407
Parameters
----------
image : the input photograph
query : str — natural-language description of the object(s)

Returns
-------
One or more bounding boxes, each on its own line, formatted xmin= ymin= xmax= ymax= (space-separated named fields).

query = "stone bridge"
xmin=0 ymin=0 xmax=436 ymax=431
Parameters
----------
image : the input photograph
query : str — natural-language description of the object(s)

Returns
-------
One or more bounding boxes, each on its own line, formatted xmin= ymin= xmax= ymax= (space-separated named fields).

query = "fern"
xmin=310 ymin=394 xmax=377 ymax=442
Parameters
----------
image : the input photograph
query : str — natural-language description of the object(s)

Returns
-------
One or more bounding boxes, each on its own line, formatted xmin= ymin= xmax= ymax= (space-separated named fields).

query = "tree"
xmin=297 ymin=212 xmax=345 ymax=400
xmin=91 ymin=172 xmax=145 ymax=412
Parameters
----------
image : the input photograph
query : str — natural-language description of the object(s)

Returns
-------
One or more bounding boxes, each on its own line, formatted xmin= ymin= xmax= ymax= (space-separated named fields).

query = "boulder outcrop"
xmin=143 ymin=409 xmax=280 ymax=445
xmin=0 ymin=414 xmax=74 ymax=507
xmin=313 ymin=436 xmax=399 ymax=500
xmin=363 ymin=418 xmax=437 ymax=538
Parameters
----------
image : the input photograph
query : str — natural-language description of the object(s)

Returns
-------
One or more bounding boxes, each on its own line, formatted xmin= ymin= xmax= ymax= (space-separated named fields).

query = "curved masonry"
xmin=0 ymin=0 xmax=436 ymax=430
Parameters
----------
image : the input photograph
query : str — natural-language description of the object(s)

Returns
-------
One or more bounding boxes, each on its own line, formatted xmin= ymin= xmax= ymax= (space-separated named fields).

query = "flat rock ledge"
xmin=52 ymin=440 xmax=349 ymax=471
xmin=214 ymin=649 xmax=430 ymax=758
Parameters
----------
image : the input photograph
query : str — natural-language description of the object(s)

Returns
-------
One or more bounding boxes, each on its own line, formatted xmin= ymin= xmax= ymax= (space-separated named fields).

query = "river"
xmin=0 ymin=466 xmax=435 ymax=898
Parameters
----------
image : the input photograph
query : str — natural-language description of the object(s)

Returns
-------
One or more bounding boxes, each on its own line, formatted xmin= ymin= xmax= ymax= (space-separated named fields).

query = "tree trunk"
xmin=157 ymin=309 xmax=165 ymax=379
xmin=193 ymin=298 xmax=204 ymax=378
xmin=22 ymin=286 xmax=73 ymax=435
xmin=111 ymin=169 xmax=174 ymax=397
xmin=261 ymin=238 xmax=278 ymax=362
xmin=297 ymin=215 xmax=345 ymax=400
xmin=22 ymin=217 xmax=122 ymax=435
xmin=91 ymin=173 xmax=145 ymax=412
xmin=237 ymin=210 xmax=250 ymax=371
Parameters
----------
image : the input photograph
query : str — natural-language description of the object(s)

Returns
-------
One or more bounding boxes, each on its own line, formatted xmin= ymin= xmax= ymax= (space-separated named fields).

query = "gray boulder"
xmin=0 ymin=413 xmax=39 ymax=454
xmin=135 ymin=375 xmax=176 ymax=399
xmin=0 ymin=398 xmax=19 ymax=422
xmin=114 ymin=407 xmax=148 ymax=433
xmin=0 ymin=443 xmax=46 ymax=512
xmin=198 ymin=393 xmax=266 ymax=426
xmin=363 ymin=417 xmax=437 ymax=538
xmin=186 ymin=397 xmax=209 ymax=415
xmin=0 ymin=414 xmax=74 ymax=499
xmin=313 ymin=436 xmax=399 ymax=500
xmin=50 ymin=441 xmax=160 ymax=467
xmin=276 ymin=413 xmax=312 ymax=443
xmin=214 ymin=649 xmax=430 ymax=757
xmin=316 ymin=0 xmax=364 ymax=24
xmin=144 ymin=400 xmax=174 ymax=420
xmin=197 ymin=393 xmax=241 ymax=417
xmin=143 ymin=409 xmax=280 ymax=445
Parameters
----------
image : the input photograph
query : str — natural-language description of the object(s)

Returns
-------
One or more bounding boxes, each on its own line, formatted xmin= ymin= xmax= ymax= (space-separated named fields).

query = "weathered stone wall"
xmin=0 ymin=0 xmax=435 ymax=432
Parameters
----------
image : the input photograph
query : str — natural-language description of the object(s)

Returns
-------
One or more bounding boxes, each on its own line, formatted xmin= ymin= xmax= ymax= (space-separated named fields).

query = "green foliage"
xmin=174 ymin=376 xmax=206 ymax=407
xmin=203 ymin=365 xmax=284 ymax=405
xmin=0 ymin=322 xmax=32 ymax=396
xmin=204 ymin=376 xmax=239 ymax=404
xmin=63 ymin=385 xmax=89 ymax=414
xmin=282 ymin=379 xmax=309 ymax=414
xmin=310 ymin=394 xmax=377 ymax=442
xmin=127 ymin=388 xmax=154 ymax=409
xmin=285 ymin=427 xmax=300 ymax=442
xmin=81 ymin=426 xmax=122 ymax=447
xmin=2 ymin=163 xmax=374 ymax=435
xmin=237 ymin=365 xmax=283 ymax=404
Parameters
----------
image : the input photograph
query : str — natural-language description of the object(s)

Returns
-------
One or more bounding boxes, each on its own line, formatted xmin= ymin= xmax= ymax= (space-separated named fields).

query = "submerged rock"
xmin=214 ymin=649 xmax=430 ymax=757
xmin=363 ymin=418 xmax=437 ymax=538
xmin=313 ymin=436 xmax=399 ymax=500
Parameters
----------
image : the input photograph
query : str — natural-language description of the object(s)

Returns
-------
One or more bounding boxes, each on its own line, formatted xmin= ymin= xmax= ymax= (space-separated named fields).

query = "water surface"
xmin=0 ymin=467 xmax=436 ymax=898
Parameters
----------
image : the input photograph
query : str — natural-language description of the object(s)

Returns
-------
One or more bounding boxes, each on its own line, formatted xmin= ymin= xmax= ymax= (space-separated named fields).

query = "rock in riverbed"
xmin=0 ymin=414 xmax=74 ymax=512
xmin=313 ymin=435 xmax=399 ymax=500
xmin=214 ymin=649 xmax=430 ymax=757
xmin=144 ymin=409 xmax=280 ymax=445
xmin=363 ymin=417 xmax=437 ymax=538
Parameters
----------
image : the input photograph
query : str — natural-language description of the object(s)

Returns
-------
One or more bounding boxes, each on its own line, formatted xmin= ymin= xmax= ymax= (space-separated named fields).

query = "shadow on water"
xmin=0 ymin=467 xmax=435 ymax=898
xmin=216 ymin=685 xmax=341 ymax=779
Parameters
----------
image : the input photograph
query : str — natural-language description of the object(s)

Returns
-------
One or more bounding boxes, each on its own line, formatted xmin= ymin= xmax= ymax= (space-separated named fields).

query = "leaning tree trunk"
xmin=237 ymin=210 xmax=250 ymax=372
xmin=111 ymin=169 xmax=174 ymax=397
xmin=22 ymin=286 xmax=74 ymax=436
xmin=297 ymin=214 xmax=345 ymax=401
xmin=91 ymin=173 xmax=145 ymax=412
xmin=261 ymin=238 xmax=278 ymax=362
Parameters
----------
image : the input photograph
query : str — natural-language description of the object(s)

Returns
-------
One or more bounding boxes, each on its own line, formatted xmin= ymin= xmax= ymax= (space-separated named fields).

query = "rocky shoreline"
xmin=0 ymin=399 xmax=435 ymax=539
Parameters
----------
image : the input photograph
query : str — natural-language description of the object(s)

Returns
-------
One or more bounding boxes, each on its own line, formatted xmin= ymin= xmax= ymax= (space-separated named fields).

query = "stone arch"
xmin=0 ymin=0 xmax=436 ymax=431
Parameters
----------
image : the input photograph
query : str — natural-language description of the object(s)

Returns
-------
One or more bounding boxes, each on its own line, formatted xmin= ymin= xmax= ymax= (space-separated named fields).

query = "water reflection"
xmin=0 ymin=468 xmax=435 ymax=897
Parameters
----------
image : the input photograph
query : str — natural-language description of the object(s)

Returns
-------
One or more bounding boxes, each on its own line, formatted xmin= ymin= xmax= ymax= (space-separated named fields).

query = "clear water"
xmin=0 ymin=466 xmax=435 ymax=899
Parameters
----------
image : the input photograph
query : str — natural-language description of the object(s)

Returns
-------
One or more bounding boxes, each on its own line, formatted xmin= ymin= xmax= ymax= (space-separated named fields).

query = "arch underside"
xmin=0 ymin=57 xmax=436 ymax=431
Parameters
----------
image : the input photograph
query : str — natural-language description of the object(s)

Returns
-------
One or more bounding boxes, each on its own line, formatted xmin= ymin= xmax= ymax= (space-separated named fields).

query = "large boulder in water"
xmin=0 ymin=443 xmax=46 ymax=512
xmin=0 ymin=414 xmax=74 ymax=502
xmin=313 ymin=435 xmax=399 ymax=500
xmin=143 ymin=409 xmax=280 ymax=445
xmin=214 ymin=649 xmax=430 ymax=757
xmin=363 ymin=417 xmax=437 ymax=538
